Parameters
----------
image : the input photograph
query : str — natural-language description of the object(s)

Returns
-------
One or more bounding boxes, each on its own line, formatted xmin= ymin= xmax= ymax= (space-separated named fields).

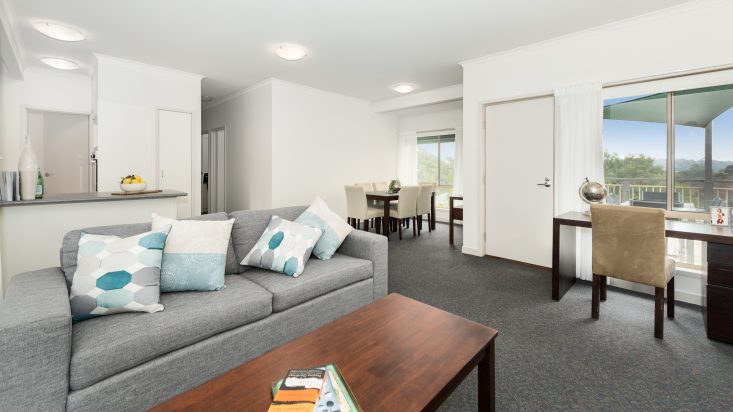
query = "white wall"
xmin=461 ymin=0 xmax=733 ymax=258
xmin=0 ymin=66 xmax=92 ymax=170
xmin=271 ymin=79 xmax=398 ymax=217
xmin=460 ymin=0 xmax=733 ymax=305
xmin=398 ymin=106 xmax=462 ymax=134
xmin=203 ymin=78 xmax=399 ymax=217
xmin=202 ymin=80 xmax=272 ymax=212
xmin=95 ymin=54 xmax=202 ymax=216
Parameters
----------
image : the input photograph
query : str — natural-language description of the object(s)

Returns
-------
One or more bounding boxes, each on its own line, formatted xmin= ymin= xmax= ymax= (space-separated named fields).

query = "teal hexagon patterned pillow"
xmin=69 ymin=225 xmax=171 ymax=322
xmin=241 ymin=215 xmax=323 ymax=277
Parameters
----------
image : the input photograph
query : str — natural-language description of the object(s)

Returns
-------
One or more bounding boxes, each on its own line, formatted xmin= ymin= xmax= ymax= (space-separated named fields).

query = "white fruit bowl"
xmin=120 ymin=183 xmax=147 ymax=192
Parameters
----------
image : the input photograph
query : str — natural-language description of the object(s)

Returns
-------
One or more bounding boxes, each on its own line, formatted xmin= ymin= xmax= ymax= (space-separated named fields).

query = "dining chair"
xmin=355 ymin=182 xmax=378 ymax=228
xmin=373 ymin=181 xmax=389 ymax=191
xmin=389 ymin=185 xmax=419 ymax=240
xmin=345 ymin=185 xmax=383 ymax=231
xmin=416 ymin=183 xmax=434 ymax=235
xmin=590 ymin=204 xmax=675 ymax=339
xmin=355 ymin=182 xmax=375 ymax=191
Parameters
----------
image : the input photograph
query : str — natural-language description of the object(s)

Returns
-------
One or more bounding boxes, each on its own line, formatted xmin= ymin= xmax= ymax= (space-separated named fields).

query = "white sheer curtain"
xmin=397 ymin=131 xmax=418 ymax=185
xmin=453 ymin=126 xmax=463 ymax=194
xmin=554 ymin=83 xmax=604 ymax=280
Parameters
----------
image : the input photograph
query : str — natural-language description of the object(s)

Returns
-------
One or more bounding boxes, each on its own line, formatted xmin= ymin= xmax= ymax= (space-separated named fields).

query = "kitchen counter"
xmin=0 ymin=190 xmax=187 ymax=207
xmin=0 ymin=189 xmax=188 ymax=293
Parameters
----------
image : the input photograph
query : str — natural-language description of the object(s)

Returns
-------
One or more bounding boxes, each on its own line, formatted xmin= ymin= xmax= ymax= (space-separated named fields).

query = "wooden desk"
xmin=553 ymin=211 xmax=733 ymax=343
xmin=366 ymin=191 xmax=435 ymax=238
xmin=449 ymin=195 xmax=463 ymax=245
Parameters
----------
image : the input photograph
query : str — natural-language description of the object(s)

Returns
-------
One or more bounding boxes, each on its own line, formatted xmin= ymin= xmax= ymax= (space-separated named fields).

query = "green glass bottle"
xmin=35 ymin=170 xmax=44 ymax=199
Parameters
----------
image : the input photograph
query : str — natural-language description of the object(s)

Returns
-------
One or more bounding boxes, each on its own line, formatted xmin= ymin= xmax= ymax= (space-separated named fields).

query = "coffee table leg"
xmin=478 ymin=340 xmax=495 ymax=412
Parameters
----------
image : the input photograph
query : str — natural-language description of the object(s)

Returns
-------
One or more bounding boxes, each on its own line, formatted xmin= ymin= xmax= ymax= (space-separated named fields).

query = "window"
xmin=417 ymin=133 xmax=455 ymax=209
xmin=603 ymin=83 xmax=733 ymax=272
xmin=603 ymin=84 xmax=733 ymax=212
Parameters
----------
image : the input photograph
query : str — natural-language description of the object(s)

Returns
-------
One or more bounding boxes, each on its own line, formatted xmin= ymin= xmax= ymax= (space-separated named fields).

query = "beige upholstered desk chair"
xmin=345 ymin=185 xmax=383 ymax=231
xmin=416 ymin=183 xmax=434 ymax=235
xmin=590 ymin=204 xmax=675 ymax=339
xmin=373 ymin=181 xmax=389 ymax=191
xmin=389 ymin=185 xmax=419 ymax=240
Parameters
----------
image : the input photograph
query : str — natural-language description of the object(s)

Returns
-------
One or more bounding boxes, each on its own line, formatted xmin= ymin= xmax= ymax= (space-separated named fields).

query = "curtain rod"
xmin=603 ymin=63 xmax=733 ymax=88
xmin=482 ymin=63 xmax=733 ymax=106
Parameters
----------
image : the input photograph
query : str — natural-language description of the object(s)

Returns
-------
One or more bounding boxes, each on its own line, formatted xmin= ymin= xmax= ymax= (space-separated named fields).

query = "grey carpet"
xmin=384 ymin=222 xmax=733 ymax=411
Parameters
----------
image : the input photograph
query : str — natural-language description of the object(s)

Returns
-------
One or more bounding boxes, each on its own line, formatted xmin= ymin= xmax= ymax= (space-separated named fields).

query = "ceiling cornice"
xmin=460 ymin=0 xmax=724 ymax=68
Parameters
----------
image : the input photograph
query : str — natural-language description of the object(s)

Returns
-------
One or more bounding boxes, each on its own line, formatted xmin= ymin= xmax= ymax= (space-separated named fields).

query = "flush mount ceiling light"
xmin=392 ymin=83 xmax=417 ymax=94
xmin=275 ymin=44 xmax=308 ymax=61
xmin=33 ymin=22 xmax=85 ymax=42
xmin=40 ymin=57 xmax=79 ymax=70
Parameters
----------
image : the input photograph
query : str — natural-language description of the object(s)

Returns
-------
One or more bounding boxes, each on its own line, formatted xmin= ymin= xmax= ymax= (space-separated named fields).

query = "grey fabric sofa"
xmin=0 ymin=206 xmax=388 ymax=412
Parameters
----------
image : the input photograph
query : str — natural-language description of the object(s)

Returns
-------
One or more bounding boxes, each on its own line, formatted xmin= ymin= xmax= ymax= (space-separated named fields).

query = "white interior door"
xmin=27 ymin=110 xmax=90 ymax=194
xmin=201 ymin=131 xmax=210 ymax=214
xmin=485 ymin=96 xmax=554 ymax=267
xmin=213 ymin=128 xmax=226 ymax=212
xmin=158 ymin=109 xmax=192 ymax=218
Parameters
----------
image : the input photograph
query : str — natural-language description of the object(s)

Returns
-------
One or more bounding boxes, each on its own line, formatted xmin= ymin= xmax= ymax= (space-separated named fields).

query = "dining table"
xmin=366 ymin=191 xmax=435 ymax=238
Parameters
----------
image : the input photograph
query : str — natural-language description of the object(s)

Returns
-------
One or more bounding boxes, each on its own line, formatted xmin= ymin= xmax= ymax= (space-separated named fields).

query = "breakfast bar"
xmin=0 ymin=190 xmax=187 ymax=293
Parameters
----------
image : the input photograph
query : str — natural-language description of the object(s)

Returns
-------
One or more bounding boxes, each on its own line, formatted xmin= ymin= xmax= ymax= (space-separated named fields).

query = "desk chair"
xmin=591 ymin=204 xmax=675 ymax=339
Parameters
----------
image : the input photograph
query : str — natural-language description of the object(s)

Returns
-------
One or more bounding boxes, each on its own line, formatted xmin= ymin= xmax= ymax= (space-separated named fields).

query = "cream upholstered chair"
xmin=389 ymin=185 xmax=419 ymax=240
xmin=355 ymin=182 xmax=377 ymax=228
xmin=345 ymin=185 xmax=382 ymax=231
xmin=373 ymin=181 xmax=389 ymax=191
xmin=416 ymin=183 xmax=434 ymax=235
xmin=590 ymin=204 xmax=675 ymax=339
xmin=355 ymin=182 xmax=375 ymax=191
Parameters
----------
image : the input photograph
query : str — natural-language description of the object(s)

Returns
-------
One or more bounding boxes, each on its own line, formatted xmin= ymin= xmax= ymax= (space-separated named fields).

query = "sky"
xmin=603 ymin=97 xmax=733 ymax=162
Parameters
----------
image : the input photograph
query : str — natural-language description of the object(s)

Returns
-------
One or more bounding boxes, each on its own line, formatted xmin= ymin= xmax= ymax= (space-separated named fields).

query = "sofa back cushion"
xmin=229 ymin=206 xmax=307 ymax=273
xmin=61 ymin=213 xmax=240 ymax=285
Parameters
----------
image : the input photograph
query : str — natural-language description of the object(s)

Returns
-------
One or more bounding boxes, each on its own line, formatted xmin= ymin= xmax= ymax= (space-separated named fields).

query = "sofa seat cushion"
xmin=69 ymin=275 xmax=272 ymax=391
xmin=245 ymin=253 xmax=372 ymax=312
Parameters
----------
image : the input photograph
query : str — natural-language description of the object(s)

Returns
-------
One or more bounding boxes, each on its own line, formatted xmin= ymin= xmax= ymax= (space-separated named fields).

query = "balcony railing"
xmin=605 ymin=177 xmax=733 ymax=210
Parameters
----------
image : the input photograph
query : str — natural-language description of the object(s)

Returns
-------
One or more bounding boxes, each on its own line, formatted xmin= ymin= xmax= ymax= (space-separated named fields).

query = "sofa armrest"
xmin=0 ymin=268 xmax=72 ymax=412
xmin=338 ymin=230 xmax=388 ymax=299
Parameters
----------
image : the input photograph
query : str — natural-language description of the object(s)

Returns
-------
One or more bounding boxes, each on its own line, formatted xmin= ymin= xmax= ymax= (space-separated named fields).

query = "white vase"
xmin=18 ymin=135 xmax=39 ymax=200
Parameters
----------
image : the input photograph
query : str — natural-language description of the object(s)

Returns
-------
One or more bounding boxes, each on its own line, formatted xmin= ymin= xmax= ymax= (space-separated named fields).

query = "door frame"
xmin=481 ymin=93 xmax=556 ymax=260
xmin=21 ymin=106 xmax=93 ymax=191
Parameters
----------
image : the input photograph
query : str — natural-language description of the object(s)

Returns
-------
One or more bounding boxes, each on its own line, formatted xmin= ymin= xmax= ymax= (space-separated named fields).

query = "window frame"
xmin=417 ymin=131 xmax=456 ymax=187
xmin=605 ymin=87 xmax=731 ymax=219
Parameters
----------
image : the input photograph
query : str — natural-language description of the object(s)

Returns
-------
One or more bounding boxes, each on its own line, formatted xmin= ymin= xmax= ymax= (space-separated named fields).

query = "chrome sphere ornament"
xmin=579 ymin=177 xmax=608 ymax=215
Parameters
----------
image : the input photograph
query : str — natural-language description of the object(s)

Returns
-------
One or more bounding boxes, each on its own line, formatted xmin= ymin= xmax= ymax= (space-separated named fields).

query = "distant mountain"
xmin=653 ymin=158 xmax=733 ymax=172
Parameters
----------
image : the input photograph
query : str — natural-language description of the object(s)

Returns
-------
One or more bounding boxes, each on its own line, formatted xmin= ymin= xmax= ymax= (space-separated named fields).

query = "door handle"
xmin=537 ymin=177 xmax=551 ymax=187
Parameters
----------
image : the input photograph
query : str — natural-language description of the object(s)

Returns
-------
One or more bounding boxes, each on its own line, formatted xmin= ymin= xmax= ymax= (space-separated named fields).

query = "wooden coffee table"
xmin=151 ymin=293 xmax=498 ymax=411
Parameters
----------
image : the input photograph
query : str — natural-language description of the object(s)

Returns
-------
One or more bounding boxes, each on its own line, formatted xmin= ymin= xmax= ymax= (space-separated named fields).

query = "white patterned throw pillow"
xmin=69 ymin=225 xmax=171 ymax=322
xmin=152 ymin=214 xmax=235 ymax=292
xmin=294 ymin=197 xmax=353 ymax=260
xmin=241 ymin=216 xmax=323 ymax=277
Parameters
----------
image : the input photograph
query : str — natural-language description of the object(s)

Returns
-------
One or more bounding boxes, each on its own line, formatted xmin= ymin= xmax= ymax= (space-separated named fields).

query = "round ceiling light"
xmin=392 ymin=83 xmax=417 ymax=94
xmin=33 ymin=22 xmax=85 ymax=42
xmin=275 ymin=44 xmax=308 ymax=61
xmin=40 ymin=57 xmax=79 ymax=70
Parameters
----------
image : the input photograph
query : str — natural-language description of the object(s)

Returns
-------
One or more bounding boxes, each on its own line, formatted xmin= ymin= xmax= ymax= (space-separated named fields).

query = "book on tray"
xmin=268 ymin=364 xmax=361 ymax=412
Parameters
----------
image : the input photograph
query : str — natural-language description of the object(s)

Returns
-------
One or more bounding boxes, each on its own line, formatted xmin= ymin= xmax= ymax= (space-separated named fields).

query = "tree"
xmin=604 ymin=151 xmax=665 ymax=184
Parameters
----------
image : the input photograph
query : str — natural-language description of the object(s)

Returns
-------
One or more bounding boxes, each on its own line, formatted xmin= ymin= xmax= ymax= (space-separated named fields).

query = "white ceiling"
xmin=5 ymin=0 xmax=692 ymax=102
